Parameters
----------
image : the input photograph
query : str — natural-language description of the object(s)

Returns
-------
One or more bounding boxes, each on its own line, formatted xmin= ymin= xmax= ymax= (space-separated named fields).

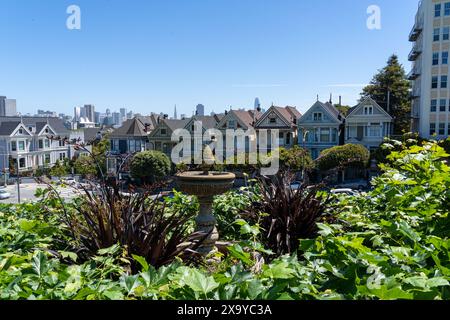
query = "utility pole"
xmin=16 ymin=158 xmax=21 ymax=204
xmin=387 ymin=90 xmax=391 ymax=114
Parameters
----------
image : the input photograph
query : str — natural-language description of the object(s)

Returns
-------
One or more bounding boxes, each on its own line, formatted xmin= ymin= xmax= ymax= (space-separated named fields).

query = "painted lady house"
xmin=297 ymin=101 xmax=345 ymax=159
xmin=345 ymin=97 xmax=393 ymax=151
xmin=0 ymin=117 xmax=70 ymax=173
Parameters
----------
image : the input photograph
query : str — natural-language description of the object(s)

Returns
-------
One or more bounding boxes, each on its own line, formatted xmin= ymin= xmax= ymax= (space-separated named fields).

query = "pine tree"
xmin=361 ymin=55 xmax=411 ymax=134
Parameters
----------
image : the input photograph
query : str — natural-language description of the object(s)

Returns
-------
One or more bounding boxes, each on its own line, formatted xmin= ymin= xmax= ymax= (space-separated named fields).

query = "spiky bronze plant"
xmin=248 ymin=171 xmax=335 ymax=256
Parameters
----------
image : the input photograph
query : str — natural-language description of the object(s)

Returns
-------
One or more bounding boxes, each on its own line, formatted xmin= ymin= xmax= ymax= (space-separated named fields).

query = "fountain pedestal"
xmin=176 ymin=171 xmax=235 ymax=255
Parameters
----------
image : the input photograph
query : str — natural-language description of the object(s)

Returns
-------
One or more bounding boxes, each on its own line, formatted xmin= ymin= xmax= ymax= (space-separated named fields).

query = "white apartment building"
xmin=410 ymin=0 xmax=450 ymax=138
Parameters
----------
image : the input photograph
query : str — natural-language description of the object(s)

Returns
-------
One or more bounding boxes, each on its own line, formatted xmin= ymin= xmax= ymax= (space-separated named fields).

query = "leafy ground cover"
xmin=0 ymin=140 xmax=449 ymax=300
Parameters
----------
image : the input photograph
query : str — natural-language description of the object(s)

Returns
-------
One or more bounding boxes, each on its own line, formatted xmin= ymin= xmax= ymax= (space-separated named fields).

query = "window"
xmin=269 ymin=117 xmax=277 ymax=124
xmin=59 ymin=140 xmax=65 ymax=147
xmin=433 ymin=52 xmax=439 ymax=65
xmin=441 ymin=99 xmax=447 ymax=112
xmin=313 ymin=113 xmax=323 ymax=121
xmin=18 ymin=129 xmax=23 ymax=135
xmin=443 ymin=52 xmax=449 ymax=64
xmin=434 ymin=28 xmax=440 ymax=41
xmin=431 ymin=100 xmax=437 ymax=112
xmin=348 ymin=126 xmax=357 ymax=139
xmin=45 ymin=128 xmax=49 ymax=133
xmin=442 ymin=75 xmax=448 ymax=88
xmin=439 ymin=123 xmax=446 ymax=135
xmin=286 ymin=133 xmax=291 ymax=145
xmin=331 ymin=129 xmax=338 ymax=142
xmin=366 ymin=123 xmax=381 ymax=137
xmin=228 ymin=120 xmax=236 ymax=128
xmin=129 ymin=140 xmax=136 ymax=152
xmin=432 ymin=76 xmax=439 ymax=89
xmin=279 ymin=132 xmax=284 ymax=139
xmin=19 ymin=158 xmax=26 ymax=169
xmin=445 ymin=3 xmax=450 ymax=15
xmin=160 ymin=128 xmax=167 ymax=135
xmin=430 ymin=123 xmax=436 ymax=135
xmin=18 ymin=141 xmax=25 ymax=151
xmin=135 ymin=140 xmax=142 ymax=152
xmin=44 ymin=154 xmax=51 ymax=164
xmin=11 ymin=141 xmax=17 ymax=151
xmin=28 ymin=127 xmax=33 ymax=132
xmin=444 ymin=27 xmax=450 ymax=40
xmin=111 ymin=139 xmax=119 ymax=151
xmin=436 ymin=4 xmax=442 ymax=17
xmin=39 ymin=140 xmax=43 ymax=149
xmin=59 ymin=153 xmax=66 ymax=161
xmin=320 ymin=128 xmax=330 ymax=142
xmin=44 ymin=139 xmax=50 ymax=148
xmin=364 ymin=106 xmax=374 ymax=115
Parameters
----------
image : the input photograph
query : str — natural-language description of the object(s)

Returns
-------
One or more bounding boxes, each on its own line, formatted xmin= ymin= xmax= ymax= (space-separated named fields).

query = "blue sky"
xmin=0 ymin=0 xmax=418 ymax=116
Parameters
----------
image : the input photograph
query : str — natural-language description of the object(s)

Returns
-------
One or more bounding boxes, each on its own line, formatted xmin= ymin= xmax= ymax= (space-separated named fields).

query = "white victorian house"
xmin=0 ymin=117 xmax=70 ymax=173
xmin=345 ymin=97 xmax=393 ymax=151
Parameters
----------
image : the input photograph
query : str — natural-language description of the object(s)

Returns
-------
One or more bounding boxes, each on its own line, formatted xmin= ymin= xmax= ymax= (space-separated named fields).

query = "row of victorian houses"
xmin=0 ymin=97 xmax=393 ymax=176
xmin=108 ymin=97 xmax=394 ymax=162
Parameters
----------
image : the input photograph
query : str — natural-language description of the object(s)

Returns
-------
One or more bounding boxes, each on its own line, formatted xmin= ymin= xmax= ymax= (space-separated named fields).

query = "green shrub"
xmin=315 ymin=144 xmax=370 ymax=171
xmin=130 ymin=151 xmax=171 ymax=184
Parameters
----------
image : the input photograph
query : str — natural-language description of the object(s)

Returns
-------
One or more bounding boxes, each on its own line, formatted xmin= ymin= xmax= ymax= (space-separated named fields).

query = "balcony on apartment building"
xmin=409 ymin=9 xmax=423 ymax=42
xmin=411 ymin=101 xmax=420 ymax=119
xmin=410 ymin=86 xmax=421 ymax=99
xmin=408 ymin=41 xmax=422 ymax=61
xmin=407 ymin=63 xmax=421 ymax=80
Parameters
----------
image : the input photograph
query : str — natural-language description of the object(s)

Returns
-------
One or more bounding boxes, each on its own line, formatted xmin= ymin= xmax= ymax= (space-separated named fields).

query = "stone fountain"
xmin=176 ymin=145 xmax=235 ymax=256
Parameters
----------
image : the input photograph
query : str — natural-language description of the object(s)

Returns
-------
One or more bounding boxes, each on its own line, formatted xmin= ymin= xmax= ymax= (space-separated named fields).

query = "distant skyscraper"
xmin=174 ymin=105 xmax=178 ymax=119
xmin=127 ymin=111 xmax=133 ymax=119
xmin=84 ymin=105 xmax=95 ymax=123
xmin=94 ymin=112 xmax=100 ymax=124
xmin=0 ymin=96 xmax=17 ymax=116
xmin=196 ymin=104 xmax=205 ymax=116
xmin=0 ymin=97 xmax=5 ymax=116
xmin=120 ymin=108 xmax=127 ymax=120
xmin=254 ymin=98 xmax=261 ymax=110
xmin=112 ymin=112 xmax=121 ymax=126
xmin=74 ymin=107 xmax=81 ymax=121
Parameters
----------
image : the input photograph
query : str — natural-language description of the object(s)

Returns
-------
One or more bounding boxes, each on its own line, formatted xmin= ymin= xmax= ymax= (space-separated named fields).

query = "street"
xmin=0 ymin=183 xmax=80 ymax=204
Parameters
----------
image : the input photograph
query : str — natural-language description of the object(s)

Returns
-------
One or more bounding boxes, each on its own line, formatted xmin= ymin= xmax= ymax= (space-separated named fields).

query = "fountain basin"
xmin=176 ymin=171 xmax=236 ymax=197
xmin=176 ymin=171 xmax=235 ymax=257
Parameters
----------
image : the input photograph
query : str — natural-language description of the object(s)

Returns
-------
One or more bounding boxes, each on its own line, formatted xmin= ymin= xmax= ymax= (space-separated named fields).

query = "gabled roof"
xmin=0 ymin=121 xmax=21 ymax=136
xmin=256 ymin=106 xmax=302 ymax=128
xmin=0 ymin=117 xmax=69 ymax=137
xmin=162 ymin=119 xmax=191 ymax=131
xmin=218 ymin=110 xmax=262 ymax=130
xmin=186 ymin=115 xmax=220 ymax=130
xmin=347 ymin=97 xmax=393 ymax=119
xmin=110 ymin=116 xmax=162 ymax=138
xmin=298 ymin=101 xmax=344 ymax=124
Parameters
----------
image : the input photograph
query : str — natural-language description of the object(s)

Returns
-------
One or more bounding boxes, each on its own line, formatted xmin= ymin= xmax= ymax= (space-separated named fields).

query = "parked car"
xmin=0 ymin=190 xmax=11 ymax=200
xmin=331 ymin=188 xmax=360 ymax=196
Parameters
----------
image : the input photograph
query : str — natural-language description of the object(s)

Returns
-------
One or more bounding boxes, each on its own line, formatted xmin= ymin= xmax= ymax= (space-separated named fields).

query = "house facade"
xmin=215 ymin=109 xmax=262 ymax=157
xmin=148 ymin=118 xmax=190 ymax=156
xmin=298 ymin=101 xmax=345 ymax=159
xmin=109 ymin=115 xmax=159 ymax=155
xmin=255 ymin=106 xmax=301 ymax=151
xmin=345 ymin=97 xmax=393 ymax=150
xmin=0 ymin=117 xmax=70 ymax=173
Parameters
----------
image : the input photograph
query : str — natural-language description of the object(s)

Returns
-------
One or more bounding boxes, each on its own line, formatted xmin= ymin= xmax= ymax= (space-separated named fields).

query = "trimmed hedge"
xmin=130 ymin=151 xmax=171 ymax=184
xmin=315 ymin=144 xmax=370 ymax=171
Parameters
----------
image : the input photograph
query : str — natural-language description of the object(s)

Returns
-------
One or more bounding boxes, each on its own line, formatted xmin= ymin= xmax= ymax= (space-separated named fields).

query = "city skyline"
xmin=1 ymin=0 xmax=418 ymax=116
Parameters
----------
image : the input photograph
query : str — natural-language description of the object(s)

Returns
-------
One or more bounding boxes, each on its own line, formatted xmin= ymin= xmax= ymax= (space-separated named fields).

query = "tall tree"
xmin=361 ymin=55 xmax=411 ymax=134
